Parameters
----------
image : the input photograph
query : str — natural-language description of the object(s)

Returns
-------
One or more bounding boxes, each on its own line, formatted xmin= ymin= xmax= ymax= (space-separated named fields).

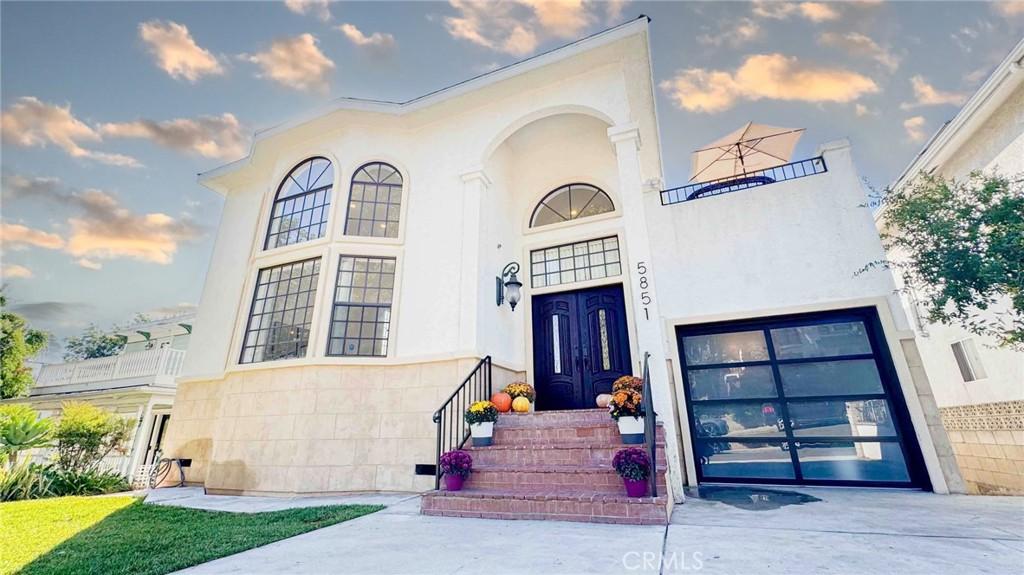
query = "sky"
xmin=2 ymin=0 xmax=1023 ymax=361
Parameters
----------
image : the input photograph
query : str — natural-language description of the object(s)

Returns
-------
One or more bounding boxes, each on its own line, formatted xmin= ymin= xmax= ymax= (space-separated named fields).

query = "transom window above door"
xmin=344 ymin=162 xmax=403 ymax=238
xmin=265 ymin=157 xmax=333 ymax=250
xmin=530 ymin=183 xmax=614 ymax=228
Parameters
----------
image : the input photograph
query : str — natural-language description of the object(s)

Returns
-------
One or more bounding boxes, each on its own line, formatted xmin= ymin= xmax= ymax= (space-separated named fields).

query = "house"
xmin=164 ymin=18 xmax=962 ymax=522
xmin=879 ymin=38 xmax=1024 ymax=495
xmin=3 ymin=313 xmax=193 ymax=484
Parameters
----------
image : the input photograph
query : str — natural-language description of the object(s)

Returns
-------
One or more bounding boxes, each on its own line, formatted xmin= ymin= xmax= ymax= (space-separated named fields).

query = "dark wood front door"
xmin=532 ymin=284 xmax=632 ymax=410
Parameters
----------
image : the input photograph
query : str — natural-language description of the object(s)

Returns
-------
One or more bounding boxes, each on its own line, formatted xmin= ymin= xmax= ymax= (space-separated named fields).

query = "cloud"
xmin=903 ymin=116 xmax=927 ymax=142
xmin=900 ymin=76 xmax=968 ymax=110
xmin=1 ymin=222 xmax=66 ymax=250
xmin=854 ymin=103 xmax=875 ymax=117
xmin=285 ymin=0 xmax=332 ymax=22
xmin=698 ymin=18 xmax=761 ymax=47
xmin=77 ymin=258 xmax=102 ymax=270
xmin=1 ymin=172 xmax=63 ymax=202
xmin=242 ymin=34 xmax=335 ymax=92
xmin=659 ymin=53 xmax=879 ymax=113
xmin=99 ymin=113 xmax=247 ymax=161
xmin=752 ymin=1 xmax=839 ymax=22
xmin=993 ymin=1 xmax=1024 ymax=16
xmin=146 ymin=302 xmax=198 ymax=317
xmin=0 ymin=97 xmax=139 ymax=167
xmin=818 ymin=32 xmax=900 ymax=73
xmin=139 ymin=20 xmax=223 ymax=82
xmin=337 ymin=23 xmax=397 ymax=56
xmin=8 ymin=301 xmax=93 ymax=323
xmin=3 ymin=264 xmax=33 ymax=279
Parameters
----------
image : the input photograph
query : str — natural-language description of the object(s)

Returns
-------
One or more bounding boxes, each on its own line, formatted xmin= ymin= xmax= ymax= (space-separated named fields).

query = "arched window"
xmin=530 ymin=183 xmax=614 ymax=228
xmin=344 ymin=162 xmax=404 ymax=238
xmin=265 ymin=157 xmax=333 ymax=250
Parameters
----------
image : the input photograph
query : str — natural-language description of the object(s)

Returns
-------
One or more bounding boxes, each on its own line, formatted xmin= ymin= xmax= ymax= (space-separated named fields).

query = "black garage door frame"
xmin=676 ymin=307 xmax=932 ymax=490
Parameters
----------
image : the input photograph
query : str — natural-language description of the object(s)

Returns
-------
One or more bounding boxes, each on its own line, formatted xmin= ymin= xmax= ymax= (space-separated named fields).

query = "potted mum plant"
xmin=465 ymin=400 xmax=499 ymax=446
xmin=613 ymin=447 xmax=651 ymax=497
xmin=612 ymin=375 xmax=643 ymax=393
xmin=609 ymin=389 xmax=645 ymax=444
xmin=502 ymin=382 xmax=536 ymax=413
xmin=440 ymin=449 xmax=472 ymax=491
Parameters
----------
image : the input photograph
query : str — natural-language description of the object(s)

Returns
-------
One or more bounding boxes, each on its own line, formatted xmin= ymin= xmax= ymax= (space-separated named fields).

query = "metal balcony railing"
xmin=660 ymin=156 xmax=828 ymax=205
xmin=34 ymin=347 xmax=186 ymax=389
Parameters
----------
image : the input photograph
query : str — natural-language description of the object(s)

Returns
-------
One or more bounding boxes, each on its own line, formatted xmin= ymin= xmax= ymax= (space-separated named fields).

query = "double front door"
xmin=532 ymin=284 xmax=632 ymax=410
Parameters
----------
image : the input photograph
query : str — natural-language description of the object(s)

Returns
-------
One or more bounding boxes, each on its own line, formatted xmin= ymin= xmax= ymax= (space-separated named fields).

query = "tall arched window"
xmin=344 ymin=162 xmax=403 ymax=238
xmin=530 ymin=183 xmax=614 ymax=228
xmin=265 ymin=157 xmax=333 ymax=249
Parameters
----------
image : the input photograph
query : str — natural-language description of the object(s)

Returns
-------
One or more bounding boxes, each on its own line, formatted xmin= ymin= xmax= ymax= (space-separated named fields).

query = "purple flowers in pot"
xmin=612 ymin=447 xmax=651 ymax=481
xmin=440 ymin=449 xmax=473 ymax=478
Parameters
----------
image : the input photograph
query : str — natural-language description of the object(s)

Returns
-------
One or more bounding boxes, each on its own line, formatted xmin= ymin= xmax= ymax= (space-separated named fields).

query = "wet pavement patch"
xmin=697 ymin=485 xmax=822 ymax=510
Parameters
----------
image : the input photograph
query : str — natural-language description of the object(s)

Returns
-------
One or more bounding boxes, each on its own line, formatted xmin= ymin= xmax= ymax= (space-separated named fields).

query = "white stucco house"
xmin=164 ymin=18 xmax=964 ymax=522
xmin=879 ymin=37 xmax=1024 ymax=495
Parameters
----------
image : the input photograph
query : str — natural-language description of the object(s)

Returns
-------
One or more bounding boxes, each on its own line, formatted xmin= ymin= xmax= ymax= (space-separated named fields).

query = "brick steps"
xmin=466 ymin=464 xmax=668 ymax=494
xmin=470 ymin=441 xmax=668 ymax=467
xmin=421 ymin=488 xmax=669 ymax=525
xmin=494 ymin=424 xmax=666 ymax=444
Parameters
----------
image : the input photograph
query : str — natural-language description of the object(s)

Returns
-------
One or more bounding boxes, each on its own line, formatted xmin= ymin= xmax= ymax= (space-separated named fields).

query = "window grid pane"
xmin=344 ymin=163 xmax=403 ymax=238
xmin=328 ymin=255 xmax=395 ymax=357
xmin=530 ymin=236 xmax=621 ymax=288
xmin=265 ymin=158 xmax=333 ymax=249
xmin=240 ymin=258 xmax=321 ymax=364
xmin=530 ymin=183 xmax=614 ymax=228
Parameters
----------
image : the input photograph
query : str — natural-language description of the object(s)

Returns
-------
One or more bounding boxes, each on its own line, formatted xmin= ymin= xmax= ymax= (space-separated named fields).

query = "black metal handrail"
xmin=660 ymin=156 xmax=827 ymax=205
xmin=432 ymin=356 xmax=492 ymax=489
xmin=640 ymin=352 xmax=657 ymax=498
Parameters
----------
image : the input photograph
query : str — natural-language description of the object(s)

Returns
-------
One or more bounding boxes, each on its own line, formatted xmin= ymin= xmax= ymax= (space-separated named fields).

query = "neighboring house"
xmin=3 ymin=314 xmax=193 ymax=485
xmin=165 ymin=18 xmax=961 ymax=513
xmin=879 ymin=38 xmax=1024 ymax=495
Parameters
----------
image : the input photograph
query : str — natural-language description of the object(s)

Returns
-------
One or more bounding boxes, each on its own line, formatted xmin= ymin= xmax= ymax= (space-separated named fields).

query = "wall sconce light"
xmin=496 ymin=262 xmax=523 ymax=311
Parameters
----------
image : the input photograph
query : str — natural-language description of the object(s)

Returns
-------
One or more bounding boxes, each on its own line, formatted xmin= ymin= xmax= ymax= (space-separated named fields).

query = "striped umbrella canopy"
xmin=690 ymin=123 xmax=805 ymax=183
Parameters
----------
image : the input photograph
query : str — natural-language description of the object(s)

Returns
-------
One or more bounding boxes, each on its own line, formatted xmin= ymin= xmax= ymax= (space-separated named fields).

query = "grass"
xmin=0 ymin=495 xmax=383 ymax=575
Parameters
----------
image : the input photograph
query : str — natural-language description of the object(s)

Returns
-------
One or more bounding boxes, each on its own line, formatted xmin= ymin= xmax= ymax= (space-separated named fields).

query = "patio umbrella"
xmin=690 ymin=122 xmax=805 ymax=183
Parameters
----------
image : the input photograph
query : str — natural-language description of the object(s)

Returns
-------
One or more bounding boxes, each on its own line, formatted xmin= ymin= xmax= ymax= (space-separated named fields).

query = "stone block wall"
xmin=940 ymin=400 xmax=1024 ymax=495
xmin=164 ymin=359 xmax=524 ymax=495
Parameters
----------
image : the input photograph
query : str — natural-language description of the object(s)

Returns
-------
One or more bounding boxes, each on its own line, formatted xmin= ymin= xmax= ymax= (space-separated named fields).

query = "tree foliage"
xmin=874 ymin=171 xmax=1023 ymax=350
xmin=63 ymin=324 xmax=126 ymax=362
xmin=0 ymin=293 xmax=49 ymax=399
xmin=54 ymin=402 xmax=133 ymax=473
xmin=0 ymin=405 xmax=53 ymax=468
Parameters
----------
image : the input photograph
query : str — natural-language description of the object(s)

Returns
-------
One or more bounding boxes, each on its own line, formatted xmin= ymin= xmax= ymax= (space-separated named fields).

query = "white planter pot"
xmin=617 ymin=416 xmax=645 ymax=444
xmin=470 ymin=421 xmax=494 ymax=446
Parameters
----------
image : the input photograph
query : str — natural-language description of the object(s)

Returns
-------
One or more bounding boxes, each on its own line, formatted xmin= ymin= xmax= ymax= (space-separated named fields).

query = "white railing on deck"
xmin=35 ymin=347 xmax=186 ymax=388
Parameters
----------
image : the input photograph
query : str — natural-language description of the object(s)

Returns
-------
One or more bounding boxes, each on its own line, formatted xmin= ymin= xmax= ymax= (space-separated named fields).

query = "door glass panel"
xmin=683 ymin=331 xmax=769 ymax=365
xmin=693 ymin=402 xmax=785 ymax=437
xmin=771 ymin=321 xmax=871 ymax=359
xmin=552 ymin=315 xmax=562 ymax=374
xmin=687 ymin=365 xmax=777 ymax=400
xmin=796 ymin=441 xmax=910 ymax=482
xmin=598 ymin=309 xmax=611 ymax=370
xmin=779 ymin=359 xmax=884 ymax=397
xmin=700 ymin=441 xmax=796 ymax=480
xmin=787 ymin=399 xmax=896 ymax=437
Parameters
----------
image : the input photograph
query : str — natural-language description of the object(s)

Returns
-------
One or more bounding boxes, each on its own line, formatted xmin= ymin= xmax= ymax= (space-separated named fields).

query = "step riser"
xmin=466 ymin=471 xmax=667 ymax=494
xmin=494 ymin=410 xmax=627 ymax=428
xmin=493 ymin=426 xmax=666 ymax=443
xmin=470 ymin=447 xmax=667 ymax=468
xmin=421 ymin=496 xmax=667 ymax=525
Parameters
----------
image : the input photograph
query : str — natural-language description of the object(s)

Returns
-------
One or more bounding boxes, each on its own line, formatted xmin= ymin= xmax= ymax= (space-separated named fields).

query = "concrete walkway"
xmin=145 ymin=486 xmax=414 ymax=513
xmin=165 ymin=486 xmax=1024 ymax=575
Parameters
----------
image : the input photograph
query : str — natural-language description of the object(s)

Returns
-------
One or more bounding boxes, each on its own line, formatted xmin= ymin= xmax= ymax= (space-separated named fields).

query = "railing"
xmin=35 ymin=347 xmax=186 ymax=388
xmin=640 ymin=352 xmax=658 ymax=498
xmin=660 ymin=156 xmax=828 ymax=205
xmin=432 ymin=356 xmax=492 ymax=490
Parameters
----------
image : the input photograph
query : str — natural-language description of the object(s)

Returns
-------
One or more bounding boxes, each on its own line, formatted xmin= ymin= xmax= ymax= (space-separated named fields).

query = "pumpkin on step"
xmin=595 ymin=393 xmax=612 ymax=408
xmin=511 ymin=396 xmax=531 ymax=413
xmin=490 ymin=392 xmax=513 ymax=413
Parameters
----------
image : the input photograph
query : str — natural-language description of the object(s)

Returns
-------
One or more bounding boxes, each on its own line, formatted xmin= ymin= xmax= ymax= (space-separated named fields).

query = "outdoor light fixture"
xmin=497 ymin=262 xmax=523 ymax=311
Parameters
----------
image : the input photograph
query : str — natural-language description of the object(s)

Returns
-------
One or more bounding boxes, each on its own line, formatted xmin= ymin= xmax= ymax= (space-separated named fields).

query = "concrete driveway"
xmin=174 ymin=486 xmax=1023 ymax=575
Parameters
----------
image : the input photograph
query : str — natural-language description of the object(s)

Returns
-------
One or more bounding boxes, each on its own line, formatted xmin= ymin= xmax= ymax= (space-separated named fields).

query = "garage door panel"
xmin=682 ymin=330 xmax=769 ymax=365
xmin=796 ymin=441 xmax=911 ymax=483
xmin=687 ymin=365 xmax=777 ymax=401
xmin=778 ymin=359 xmax=884 ymax=397
xmin=700 ymin=441 xmax=797 ymax=480
xmin=786 ymin=399 xmax=897 ymax=437
xmin=693 ymin=402 xmax=785 ymax=438
xmin=769 ymin=321 xmax=873 ymax=359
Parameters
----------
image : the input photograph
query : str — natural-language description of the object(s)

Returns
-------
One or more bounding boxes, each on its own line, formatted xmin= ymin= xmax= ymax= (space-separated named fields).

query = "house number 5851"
xmin=636 ymin=261 xmax=652 ymax=320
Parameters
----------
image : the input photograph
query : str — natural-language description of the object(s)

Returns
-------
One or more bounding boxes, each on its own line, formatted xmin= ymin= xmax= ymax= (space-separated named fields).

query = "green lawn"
xmin=0 ymin=495 xmax=382 ymax=575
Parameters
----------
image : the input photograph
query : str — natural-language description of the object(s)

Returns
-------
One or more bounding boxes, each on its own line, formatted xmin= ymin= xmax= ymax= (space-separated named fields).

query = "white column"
xmin=608 ymin=122 xmax=686 ymax=501
xmin=457 ymin=168 xmax=491 ymax=355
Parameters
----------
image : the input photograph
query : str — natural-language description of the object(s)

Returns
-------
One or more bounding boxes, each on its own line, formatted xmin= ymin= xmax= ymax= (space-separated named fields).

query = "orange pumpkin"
xmin=512 ymin=396 xmax=531 ymax=413
xmin=490 ymin=392 xmax=513 ymax=413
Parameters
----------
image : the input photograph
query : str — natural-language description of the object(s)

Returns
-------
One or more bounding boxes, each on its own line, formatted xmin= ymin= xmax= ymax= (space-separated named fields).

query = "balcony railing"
xmin=35 ymin=347 xmax=186 ymax=389
xmin=660 ymin=156 xmax=828 ymax=206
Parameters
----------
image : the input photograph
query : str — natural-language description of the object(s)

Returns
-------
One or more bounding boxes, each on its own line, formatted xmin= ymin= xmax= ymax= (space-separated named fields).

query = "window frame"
xmin=343 ymin=161 xmax=406 ymax=240
xmin=238 ymin=257 xmax=323 ymax=365
xmin=951 ymin=338 xmax=987 ymax=382
xmin=529 ymin=183 xmax=615 ymax=229
xmin=263 ymin=156 xmax=336 ymax=251
xmin=325 ymin=254 xmax=397 ymax=358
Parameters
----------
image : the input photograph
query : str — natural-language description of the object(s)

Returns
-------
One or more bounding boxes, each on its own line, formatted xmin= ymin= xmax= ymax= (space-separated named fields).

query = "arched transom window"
xmin=344 ymin=162 xmax=403 ymax=238
xmin=530 ymin=183 xmax=614 ymax=228
xmin=265 ymin=157 xmax=333 ymax=250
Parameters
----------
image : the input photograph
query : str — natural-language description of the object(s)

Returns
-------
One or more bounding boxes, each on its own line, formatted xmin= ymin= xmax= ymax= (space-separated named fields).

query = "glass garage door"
xmin=677 ymin=308 xmax=928 ymax=488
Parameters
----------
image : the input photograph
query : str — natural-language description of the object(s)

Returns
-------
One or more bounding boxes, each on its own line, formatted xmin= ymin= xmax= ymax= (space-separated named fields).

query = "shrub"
xmin=612 ymin=447 xmax=651 ymax=481
xmin=612 ymin=376 xmax=643 ymax=393
xmin=464 ymin=401 xmax=498 ymax=425
xmin=0 ymin=461 xmax=51 ymax=501
xmin=55 ymin=402 xmax=133 ymax=473
xmin=46 ymin=467 xmax=130 ymax=496
xmin=502 ymin=382 xmax=535 ymax=402
xmin=439 ymin=450 xmax=473 ymax=479
xmin=608 ymin=389 xmax=645 ymax=421
xmin=0 ymin=404 xmax=53 ymax=468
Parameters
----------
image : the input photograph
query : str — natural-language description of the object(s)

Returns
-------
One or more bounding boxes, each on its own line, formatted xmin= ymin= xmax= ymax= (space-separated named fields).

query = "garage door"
xmin=677 ymin=308 xmax=929 ymax=488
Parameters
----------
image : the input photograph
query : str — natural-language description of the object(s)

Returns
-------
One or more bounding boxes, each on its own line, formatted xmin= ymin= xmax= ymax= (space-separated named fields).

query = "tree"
xmin=872 ymin=171 xmax=1023 ymax=350
xmin=53 ymin=402 xmax=133 ymax=473
xmin=0 ymin=293 xmax=49 ymax=399
xmin=63 ymin=324 xmax=126 ymax=362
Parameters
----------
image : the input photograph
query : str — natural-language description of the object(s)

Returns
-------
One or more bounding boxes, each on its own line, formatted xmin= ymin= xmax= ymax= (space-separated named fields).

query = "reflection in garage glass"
xmin=687 ymin=365 xmax=777 ymax=400
xmin=693 ymin=402 xmax=784 ymax=437
xmin=779 ymin=359 xmax=884 ymax=397
xmin=770 ymin=321 xmax=872 ymax=359
xmin=700 ymin=442 xmax=796 ymax=480
xmin=683 ymin=330 xmax=769 ymax=365
xmin=787 ymin=399 xmax=896 ymax=437
xmin=796 ymin=441 xmax=910 ymax=482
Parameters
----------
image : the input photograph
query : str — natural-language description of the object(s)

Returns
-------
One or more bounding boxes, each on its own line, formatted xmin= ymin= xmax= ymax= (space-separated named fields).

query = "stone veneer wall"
xmin=940 ymin=400 xmax=1024 ymax=495
xmin=164 ymin=359 xmax=524 ymax=495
